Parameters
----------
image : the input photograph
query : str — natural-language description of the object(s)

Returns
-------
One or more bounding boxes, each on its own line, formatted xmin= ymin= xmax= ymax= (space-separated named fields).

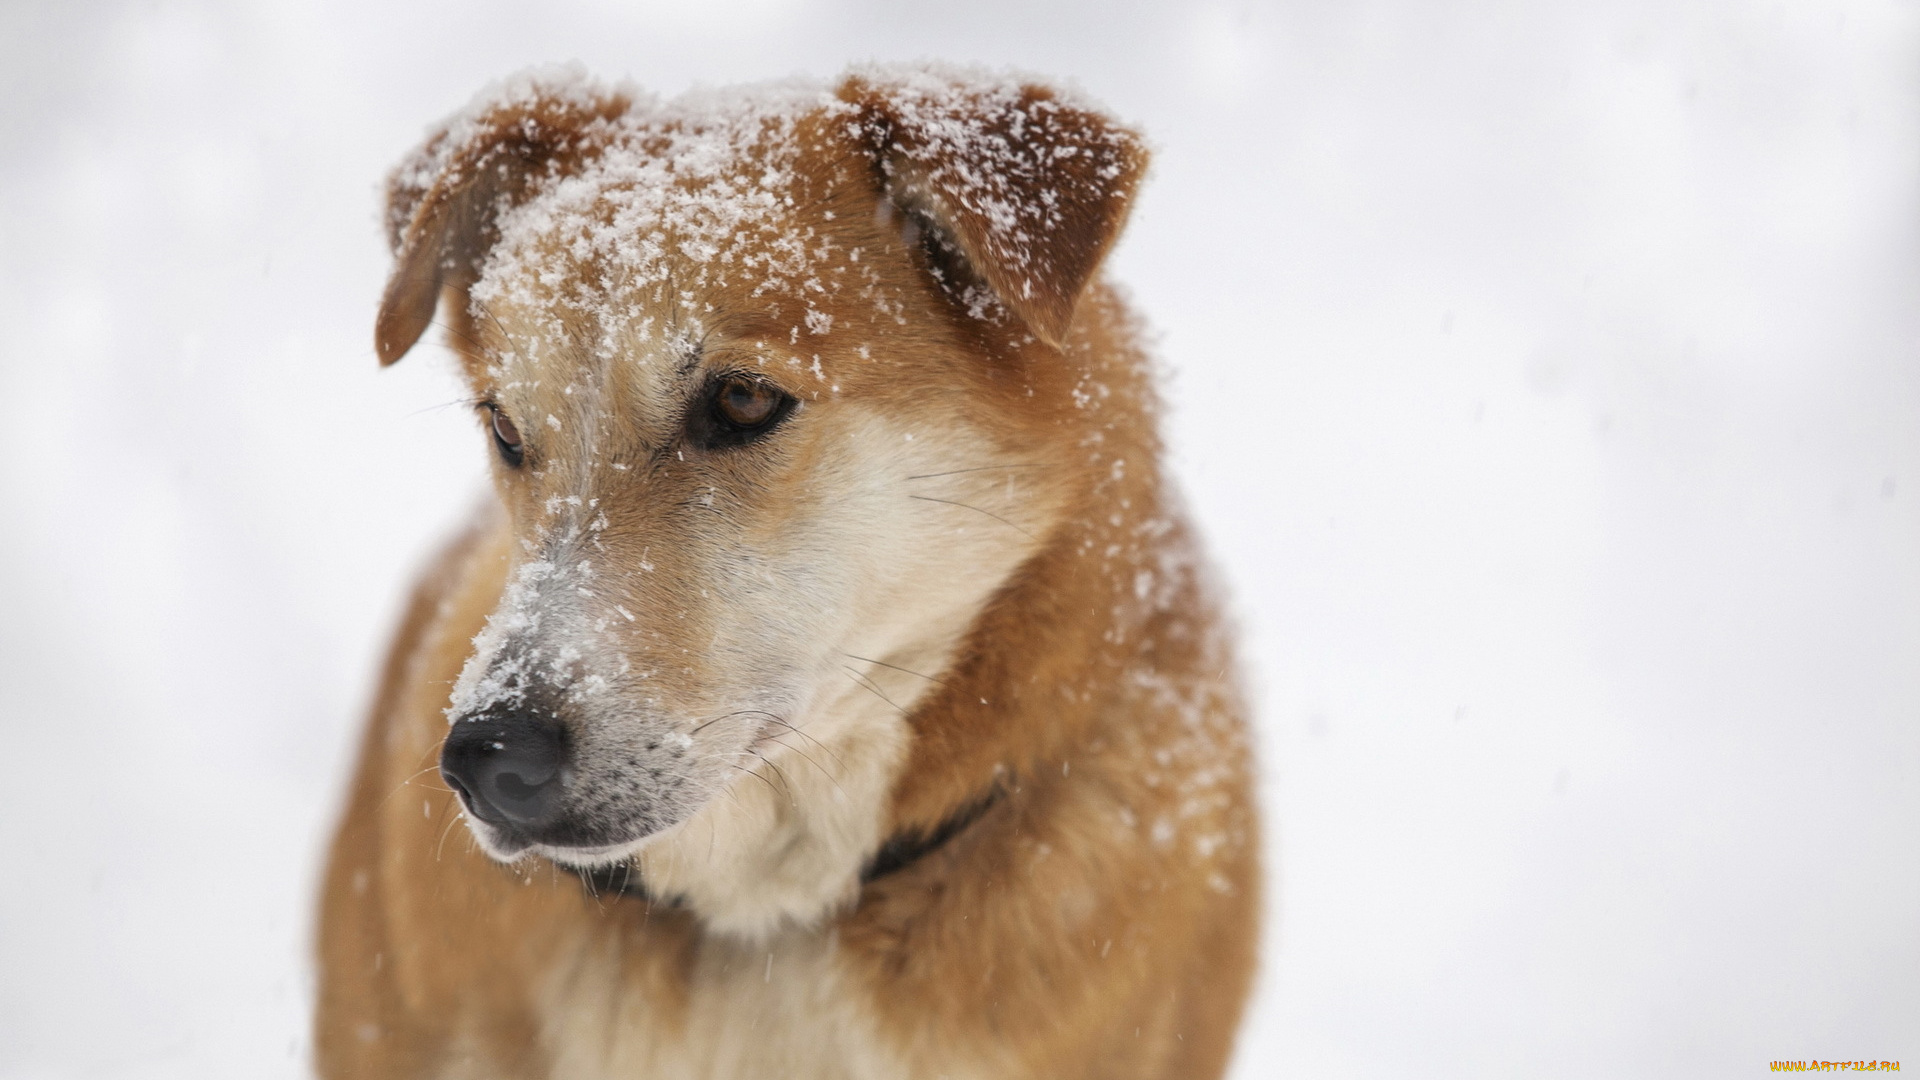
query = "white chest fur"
xmin=530 ymin=929 xmax=941 ymax=1080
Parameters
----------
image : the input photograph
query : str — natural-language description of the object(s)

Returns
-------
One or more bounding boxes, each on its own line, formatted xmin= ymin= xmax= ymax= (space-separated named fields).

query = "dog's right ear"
xmin=375 ymin=80 xmax=631 ymax=366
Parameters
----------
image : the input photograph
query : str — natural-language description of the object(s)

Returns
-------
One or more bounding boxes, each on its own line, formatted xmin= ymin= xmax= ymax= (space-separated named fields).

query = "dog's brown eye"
xmin=689 ymin=374 xmax=795 ymax=451
xmin=717 ymin=377 xmax=780 ymax=428
xmin=487 ymin=406 xmax=524 ymax=467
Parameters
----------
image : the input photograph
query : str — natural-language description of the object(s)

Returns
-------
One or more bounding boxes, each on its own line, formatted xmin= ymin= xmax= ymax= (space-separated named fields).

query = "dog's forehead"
xmin=470 ymin=88 xmax=867 ymax=384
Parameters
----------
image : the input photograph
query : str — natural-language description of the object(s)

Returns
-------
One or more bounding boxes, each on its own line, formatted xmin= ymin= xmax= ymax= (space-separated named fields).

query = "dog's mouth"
xmin=446 ymin=790 xmax=670 ymax=866
xmin=457 ymin=819 xmax=637 ymax=865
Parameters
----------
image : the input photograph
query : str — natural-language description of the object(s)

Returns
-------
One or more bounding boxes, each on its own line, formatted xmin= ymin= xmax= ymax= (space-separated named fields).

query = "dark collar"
xmin=856 ymin=788 xmax=1000 ymax=885
xmin=576 ymin=789 xmax=1000 ymax=905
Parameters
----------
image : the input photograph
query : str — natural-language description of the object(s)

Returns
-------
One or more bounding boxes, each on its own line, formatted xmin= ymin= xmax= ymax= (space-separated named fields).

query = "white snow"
xmin=0 ymin=3 xmax=1916 ymax=1079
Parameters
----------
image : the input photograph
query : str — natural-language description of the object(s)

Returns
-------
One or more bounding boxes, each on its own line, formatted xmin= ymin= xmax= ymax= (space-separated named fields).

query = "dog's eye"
xmin=690 ymin=375 xmax=794 ymax=450
xmin=716 ymin=377 xmax=781 ymax=428
xmin=487 ymin=405 xmax=524 ymax=467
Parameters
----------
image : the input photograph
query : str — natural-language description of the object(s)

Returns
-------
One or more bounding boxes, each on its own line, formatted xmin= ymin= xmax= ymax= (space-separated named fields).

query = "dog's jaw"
xmin=625 ymin=669 xmax=915 ymax=939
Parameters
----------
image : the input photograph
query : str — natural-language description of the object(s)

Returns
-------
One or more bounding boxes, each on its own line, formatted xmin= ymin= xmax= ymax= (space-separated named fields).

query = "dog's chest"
xmin=519 ymin=925 xmax=980 ymax=1080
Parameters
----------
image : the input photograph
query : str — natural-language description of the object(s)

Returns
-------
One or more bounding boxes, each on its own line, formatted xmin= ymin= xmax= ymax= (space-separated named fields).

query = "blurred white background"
xmin=2 ymin=1 xmax=1915 ymax=1076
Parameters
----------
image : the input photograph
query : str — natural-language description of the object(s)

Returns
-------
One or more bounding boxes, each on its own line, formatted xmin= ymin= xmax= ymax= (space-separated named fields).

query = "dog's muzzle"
xmin=440 ymin=712 xmax=569 ymax=834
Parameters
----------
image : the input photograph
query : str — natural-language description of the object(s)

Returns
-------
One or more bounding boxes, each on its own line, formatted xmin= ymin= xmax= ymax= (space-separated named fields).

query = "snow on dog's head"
xmin=375 ymin=64 xmax=1148 ymax=931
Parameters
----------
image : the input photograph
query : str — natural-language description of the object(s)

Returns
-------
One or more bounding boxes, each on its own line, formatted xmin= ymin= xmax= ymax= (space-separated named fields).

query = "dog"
xmin=317 ymin=64 xmax=1259 ymax=1080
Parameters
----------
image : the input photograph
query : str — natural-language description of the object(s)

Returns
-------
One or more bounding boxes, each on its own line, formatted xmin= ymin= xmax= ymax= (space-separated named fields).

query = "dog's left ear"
xmin=842 ymin=73 xmax=1148 ymax=349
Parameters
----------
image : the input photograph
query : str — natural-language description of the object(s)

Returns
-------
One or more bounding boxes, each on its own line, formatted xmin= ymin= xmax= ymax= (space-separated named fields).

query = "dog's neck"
xmin=884 ymin=326 xmax=1175 ymax=844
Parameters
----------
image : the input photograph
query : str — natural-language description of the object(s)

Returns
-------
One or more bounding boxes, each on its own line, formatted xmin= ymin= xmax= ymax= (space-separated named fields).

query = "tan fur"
xmin=319 ymin=66 xmax=1259 ymax=1079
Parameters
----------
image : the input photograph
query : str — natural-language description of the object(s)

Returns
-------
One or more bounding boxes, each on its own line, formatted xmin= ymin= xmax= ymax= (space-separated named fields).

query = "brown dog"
xmin=317 ymin=64 xmax=1259 ymax=1079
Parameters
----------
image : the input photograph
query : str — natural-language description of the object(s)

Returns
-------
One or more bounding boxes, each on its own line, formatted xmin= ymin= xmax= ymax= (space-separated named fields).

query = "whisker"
xmin=752 ymin=753 xmax=800 ymax=807
xmin=402 ymin=764 xmax=450 ymax=785
xmin=683 ymin=708 xmax=851 ymax=774
xmin=579 ymin=867 xmax=609 ymax=908
xmin=690 ymin=708 xmax=783 ymax=735
xmin=907 ymin=494 xmax=1035 ymax=538
xmin=843 ymin=652 xmax=954 ymax=690
xmin=755 ymin=716 xmax=848 ymax=771
xmin=427 ymin=315 xmax=490 ymax=353
xmin=727 ymin=760 xmax=783 ymax=799
xmin=404 ymin=397 xmax=489 ymax=421
xmin=744 ymin=748 xmax=788 ymax=800
xmin=433 ymin=803 xmax=465 ymax=862
xmin=380 ymin=762 xmax=452 ymax=809
xmin=843 ymin=665 xmax=908 ymax=715
xmin=758 ymin=734 xmax=847 ymax=798
xmin=471 ymin=300 xmax=513 ymax=344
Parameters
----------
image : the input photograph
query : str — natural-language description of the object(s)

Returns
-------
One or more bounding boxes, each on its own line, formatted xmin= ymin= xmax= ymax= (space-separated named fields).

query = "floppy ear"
xmin=841 ymin=73 xmax=1149 ymax=349
xmin=374 ymin=81 xmax=631 ymax=365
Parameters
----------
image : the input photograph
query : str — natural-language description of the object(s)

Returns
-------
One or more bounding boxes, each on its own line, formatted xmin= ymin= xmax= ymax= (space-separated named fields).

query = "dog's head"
xmin=377 ymin=66 xmax=1147 ymax=894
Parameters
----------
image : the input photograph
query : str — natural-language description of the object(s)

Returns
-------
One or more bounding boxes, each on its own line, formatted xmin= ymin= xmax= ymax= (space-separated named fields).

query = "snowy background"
xmin=2 ymin=1 xmax=1916 ymax=1076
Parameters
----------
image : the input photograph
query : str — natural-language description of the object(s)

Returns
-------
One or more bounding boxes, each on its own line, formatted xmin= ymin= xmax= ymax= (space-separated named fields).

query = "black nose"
xmin=440 ymin=712 xmax=569 ymax=831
